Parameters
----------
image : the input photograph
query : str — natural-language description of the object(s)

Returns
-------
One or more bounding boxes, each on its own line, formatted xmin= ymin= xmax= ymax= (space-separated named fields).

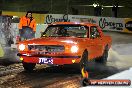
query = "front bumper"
xmin=17 ymin=53 xmax=81 ymax=65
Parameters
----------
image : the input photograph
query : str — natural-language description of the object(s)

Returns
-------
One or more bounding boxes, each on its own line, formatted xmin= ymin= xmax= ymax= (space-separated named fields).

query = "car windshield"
xmin=41 ymin=25 xmax=88 ymax=38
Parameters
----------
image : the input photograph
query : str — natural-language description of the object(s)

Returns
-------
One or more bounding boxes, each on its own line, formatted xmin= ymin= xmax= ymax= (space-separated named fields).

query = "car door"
xmin=90 ymin=26 xmax=103 ymax=58
xmin=82 ymin=26 xmax=95 ymax=60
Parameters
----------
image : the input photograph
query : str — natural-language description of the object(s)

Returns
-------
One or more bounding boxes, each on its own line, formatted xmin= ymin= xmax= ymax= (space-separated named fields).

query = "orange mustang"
xmin=17 ymin=22 xmax=112 ymax=71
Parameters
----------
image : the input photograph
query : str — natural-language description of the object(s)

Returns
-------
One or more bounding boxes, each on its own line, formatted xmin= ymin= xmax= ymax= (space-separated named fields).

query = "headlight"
xmin=71 ymin=46 xmax=78 ymax=53
xmin=19 ymin=44 xmax=26 ymax=51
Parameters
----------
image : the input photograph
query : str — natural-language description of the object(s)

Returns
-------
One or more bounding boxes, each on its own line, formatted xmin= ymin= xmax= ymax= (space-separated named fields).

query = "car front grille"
xmin=28 ymin=45 xmax=65 ymax=52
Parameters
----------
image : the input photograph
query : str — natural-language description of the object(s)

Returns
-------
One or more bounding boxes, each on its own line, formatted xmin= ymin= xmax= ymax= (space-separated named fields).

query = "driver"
xmin=58 ymin=27 xmax=69 ymax=36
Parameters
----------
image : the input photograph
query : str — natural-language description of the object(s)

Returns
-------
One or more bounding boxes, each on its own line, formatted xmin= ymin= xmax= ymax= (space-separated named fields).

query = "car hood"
xmin=20 ymin=37 xmax=80 ymax=45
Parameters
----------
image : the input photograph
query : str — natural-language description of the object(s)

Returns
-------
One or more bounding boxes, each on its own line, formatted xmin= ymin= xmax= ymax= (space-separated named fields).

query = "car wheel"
xmin=80 ymin=51 xmax=88 ymax=70
xmin=95 ymin=47 xmax=108 ymax=64
xmin=22 ymin=62 xmax=36 ymax=72
xmin=81 ymin=78 xmax=91 ymax=86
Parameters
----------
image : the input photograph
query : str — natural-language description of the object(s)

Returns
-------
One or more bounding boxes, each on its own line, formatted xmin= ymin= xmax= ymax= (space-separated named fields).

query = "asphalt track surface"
xmin=0 ymin=31 xmax=132 ymax=88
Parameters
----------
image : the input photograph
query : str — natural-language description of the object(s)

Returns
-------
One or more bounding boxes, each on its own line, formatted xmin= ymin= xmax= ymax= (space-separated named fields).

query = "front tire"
xmin=80 ymin=51 xmax=88 ymax=69
xmin=79 ymin=51 xmax=89 ymax=78
xmin=22 ymin=62 xmax=36 ymax=72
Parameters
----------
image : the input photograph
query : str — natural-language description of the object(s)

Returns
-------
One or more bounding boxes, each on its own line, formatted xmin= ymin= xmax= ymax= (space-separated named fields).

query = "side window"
xmin=78 ymin=26 xmax=89 ymax=38
xmin=90 ymin=26 xmax=100 ymax=39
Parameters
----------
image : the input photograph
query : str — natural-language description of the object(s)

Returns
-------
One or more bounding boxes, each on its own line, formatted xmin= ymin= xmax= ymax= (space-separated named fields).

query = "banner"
xmin=97 ymin=17 xmax=124 ymax=31
xmin=44 ymin=14 xmax=97 ymax=24
xmin=44 ymin=14 xmax=70 ymax=24
xmin=68 ymin=15 xmax=97 ymax=24
xmin=123 ymin=18 xmax=132 ymax=33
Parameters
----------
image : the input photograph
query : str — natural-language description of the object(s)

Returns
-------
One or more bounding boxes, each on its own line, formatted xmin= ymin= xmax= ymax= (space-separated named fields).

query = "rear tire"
xmin=95 ymin=47 xmax=108 ymax=64
xmin=22 ymin=62 xmax=36 ymax=72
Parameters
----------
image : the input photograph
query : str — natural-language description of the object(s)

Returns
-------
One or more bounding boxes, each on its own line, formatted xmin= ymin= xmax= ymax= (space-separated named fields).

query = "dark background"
xmin=0 ymin=0 xmax=132 ymax=18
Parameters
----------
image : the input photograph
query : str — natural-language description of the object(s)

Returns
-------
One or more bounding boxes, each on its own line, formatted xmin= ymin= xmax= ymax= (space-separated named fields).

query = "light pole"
xmin=67 ymin=0 xmax=69 ymax=14
xmin=93 ymin=3 xmax=102 ymax=16
xmin=51 ymin=0 xmax=53 ymax=13
xmin=112 ymin=4 xmax=118 ymax=17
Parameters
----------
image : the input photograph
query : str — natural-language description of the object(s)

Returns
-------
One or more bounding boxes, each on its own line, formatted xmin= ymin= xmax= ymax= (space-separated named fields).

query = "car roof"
xmin=51 ymin=22 xmax=97 ymax=26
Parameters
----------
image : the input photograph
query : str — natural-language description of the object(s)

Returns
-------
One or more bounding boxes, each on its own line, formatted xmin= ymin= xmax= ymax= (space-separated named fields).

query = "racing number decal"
xmin=39 ymin=58 xmax=53 ymax=64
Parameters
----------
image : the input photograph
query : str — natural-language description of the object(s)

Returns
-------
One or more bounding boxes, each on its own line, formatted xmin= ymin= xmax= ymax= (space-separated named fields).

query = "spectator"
xmin=19 ymin=11 xmax=36 ymax=41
